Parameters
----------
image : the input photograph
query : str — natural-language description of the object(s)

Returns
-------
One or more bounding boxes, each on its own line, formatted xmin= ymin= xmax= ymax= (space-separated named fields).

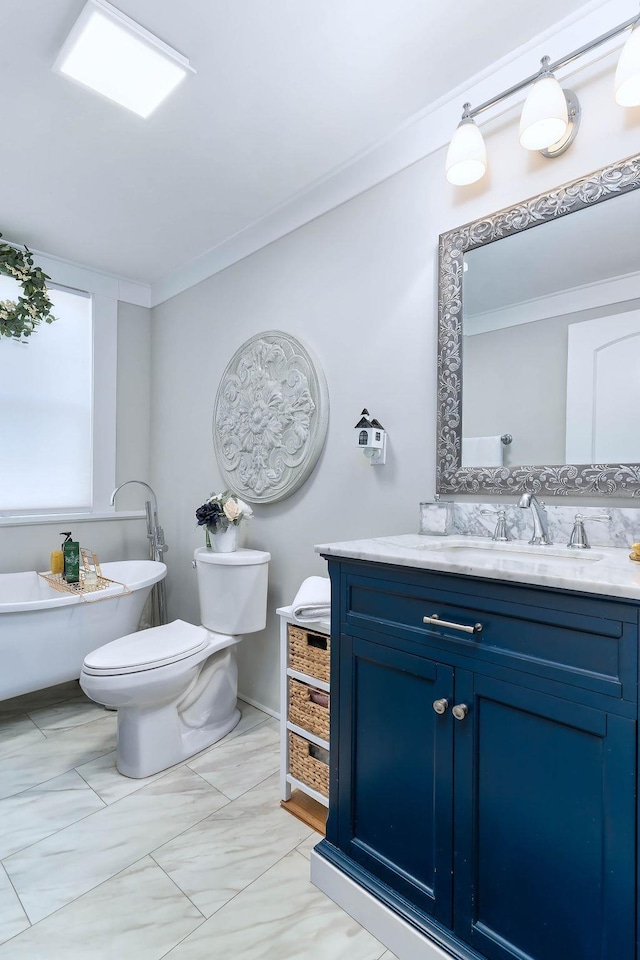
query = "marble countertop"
xmin=315 ymin=534 xmax=640 ymax=602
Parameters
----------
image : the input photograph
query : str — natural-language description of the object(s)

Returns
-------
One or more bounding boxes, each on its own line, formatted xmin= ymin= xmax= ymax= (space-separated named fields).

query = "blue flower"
xmin=195 ymin=500 xmax=223 ymax=528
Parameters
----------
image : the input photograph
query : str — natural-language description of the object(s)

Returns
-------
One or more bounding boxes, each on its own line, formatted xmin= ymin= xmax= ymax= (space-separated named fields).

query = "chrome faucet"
xmin=518 ymin=493 xmax=552 ymax=545
xmin=111 ymin=479 xmax=158 ymax=515
xmin=110 ymin=480 xmax=167 ymax=561
xmin=110 ymin=480 xmax=167 ymax=625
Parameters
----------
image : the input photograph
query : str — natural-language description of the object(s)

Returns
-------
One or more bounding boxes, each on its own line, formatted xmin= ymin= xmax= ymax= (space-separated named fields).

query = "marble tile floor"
xmin=0 ymin=682 xmax=397 ymax=959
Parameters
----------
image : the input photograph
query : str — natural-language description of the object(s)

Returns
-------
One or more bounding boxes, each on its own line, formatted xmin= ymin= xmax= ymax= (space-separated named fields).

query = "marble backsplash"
xmin=419 ymin=501 xmax=640 ymax=549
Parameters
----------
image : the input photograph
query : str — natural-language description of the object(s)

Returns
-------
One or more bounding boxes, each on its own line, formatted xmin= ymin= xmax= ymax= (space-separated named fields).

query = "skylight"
xmin=53 ymin=0 xmax=194 ymax=118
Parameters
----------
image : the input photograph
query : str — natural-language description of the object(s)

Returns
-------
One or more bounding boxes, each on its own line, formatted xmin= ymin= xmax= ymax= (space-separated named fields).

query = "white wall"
xmin=0 ymin=302 xmax=152 ymax=574
xmin=149 ymin=49 xmax=640 ymax=714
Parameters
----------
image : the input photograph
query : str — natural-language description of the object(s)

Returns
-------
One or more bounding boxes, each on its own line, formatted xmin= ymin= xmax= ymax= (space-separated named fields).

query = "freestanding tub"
xmin=0 ymin=560 xmax=167 ymax=701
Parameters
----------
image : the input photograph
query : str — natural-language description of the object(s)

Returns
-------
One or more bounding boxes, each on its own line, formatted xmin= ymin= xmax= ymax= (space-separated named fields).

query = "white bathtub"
xmin=0 ymin=560 xmax=166 ymax=701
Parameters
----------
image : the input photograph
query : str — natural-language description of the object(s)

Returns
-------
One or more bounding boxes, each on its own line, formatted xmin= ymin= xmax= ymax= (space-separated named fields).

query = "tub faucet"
xmin=518 ymin=493 xmax=552 ymax=545
xmin=110 ymin=480 xmax=167 ymax=561
xmin=110 ymin=480 xmax=167 ymax=626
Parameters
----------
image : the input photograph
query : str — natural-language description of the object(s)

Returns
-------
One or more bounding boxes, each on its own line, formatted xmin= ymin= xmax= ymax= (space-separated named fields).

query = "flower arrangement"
xmin=196 ymin=491 xmax=253 ymax=548
xmin=0 ymin=236 xmax=56 ymax=343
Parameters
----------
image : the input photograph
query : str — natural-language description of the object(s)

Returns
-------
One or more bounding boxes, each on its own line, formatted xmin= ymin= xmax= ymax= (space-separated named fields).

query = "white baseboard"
xmin=310 ymin=850 xmax=454 ymax=960
xmin=238 ymin=692 xmax=279 ymax=721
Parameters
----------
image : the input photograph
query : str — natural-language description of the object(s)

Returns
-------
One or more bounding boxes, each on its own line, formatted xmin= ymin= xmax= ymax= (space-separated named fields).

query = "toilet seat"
xmin=82 ymin=619 xmax=213 ymax=676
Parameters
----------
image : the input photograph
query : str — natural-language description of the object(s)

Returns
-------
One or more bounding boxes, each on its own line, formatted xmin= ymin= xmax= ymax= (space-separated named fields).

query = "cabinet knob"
xmin=452 ymin=703 xmax=469 ymax=721
xmin=432 ymin=698 xmax=449 ymax=715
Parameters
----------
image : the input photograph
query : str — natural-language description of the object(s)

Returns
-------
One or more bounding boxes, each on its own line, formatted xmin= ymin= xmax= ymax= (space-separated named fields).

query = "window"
xmin=0 ymin=266 xmax=118 ymax=518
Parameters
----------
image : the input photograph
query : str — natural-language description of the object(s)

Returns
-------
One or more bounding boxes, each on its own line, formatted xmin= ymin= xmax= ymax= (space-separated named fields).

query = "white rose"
xmin=235 ymin=499 xmax=253 ymax=520
xmin=223 ymin=498 xmax=241 ymax=521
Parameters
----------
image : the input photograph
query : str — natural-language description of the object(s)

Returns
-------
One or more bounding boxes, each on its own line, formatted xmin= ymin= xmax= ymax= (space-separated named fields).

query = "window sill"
xmin=0 ymin=510 xmax=147 ymax=528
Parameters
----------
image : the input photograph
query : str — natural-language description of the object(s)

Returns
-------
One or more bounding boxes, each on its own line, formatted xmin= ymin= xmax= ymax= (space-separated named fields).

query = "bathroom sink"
xmin=425 ymin=539 xmax=604 ymax=562
xmin=377 ymin=536 xmax=605 ymax=563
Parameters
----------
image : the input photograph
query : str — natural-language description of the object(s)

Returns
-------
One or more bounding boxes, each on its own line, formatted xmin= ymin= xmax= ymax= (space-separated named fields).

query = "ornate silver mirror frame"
xmin=437 ymin=151 xmax=640 ymax=497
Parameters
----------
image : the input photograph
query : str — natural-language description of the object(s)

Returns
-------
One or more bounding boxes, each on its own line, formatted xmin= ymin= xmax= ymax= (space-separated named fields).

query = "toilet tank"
xmin=193 ymin=547 xmax=270 ymax=635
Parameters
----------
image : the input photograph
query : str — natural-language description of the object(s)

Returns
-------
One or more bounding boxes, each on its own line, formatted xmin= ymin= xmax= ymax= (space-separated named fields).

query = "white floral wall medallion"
xmin=213 ymin=331 xmax=329 ymax=504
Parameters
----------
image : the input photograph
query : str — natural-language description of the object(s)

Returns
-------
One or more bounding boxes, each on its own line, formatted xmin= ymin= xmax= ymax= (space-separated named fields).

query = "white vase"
xmin=207 ymin=524 xmax=238 ymax=553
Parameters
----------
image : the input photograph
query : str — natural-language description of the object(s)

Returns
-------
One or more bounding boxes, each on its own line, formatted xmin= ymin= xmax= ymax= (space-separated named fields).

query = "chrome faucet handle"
xmin=480 ymin=508 xmax=511 ymax=542
xmin=567 ymin=513 xmax=611 ymax=550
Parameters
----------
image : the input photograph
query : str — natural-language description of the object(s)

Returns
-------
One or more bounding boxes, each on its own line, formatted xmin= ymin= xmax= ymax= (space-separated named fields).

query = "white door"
xmin=565 ymin=311 xmax=640 ymax=463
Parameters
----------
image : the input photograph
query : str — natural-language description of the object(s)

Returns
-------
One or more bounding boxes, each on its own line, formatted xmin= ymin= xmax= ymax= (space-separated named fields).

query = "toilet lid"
xmin=83 ymin=619 xmax=210 ymax=674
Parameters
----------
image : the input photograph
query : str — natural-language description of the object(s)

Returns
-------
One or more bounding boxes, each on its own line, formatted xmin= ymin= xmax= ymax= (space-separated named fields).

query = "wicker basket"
xmin=289 ymin=731 xmax=329 ymax=798
xmin=288 ymin=624 xmax=330 ymax=683
xmin=288 ymin=677 xmax=330 ymax=741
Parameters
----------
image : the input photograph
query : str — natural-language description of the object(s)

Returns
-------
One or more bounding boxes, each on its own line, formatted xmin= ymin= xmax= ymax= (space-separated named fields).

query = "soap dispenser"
xmin=61 ymin=532 xmax=80 ymax=584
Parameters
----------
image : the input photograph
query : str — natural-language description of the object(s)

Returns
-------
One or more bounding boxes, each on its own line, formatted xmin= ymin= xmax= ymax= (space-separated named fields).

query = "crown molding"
xmin=150 ymin=0 xmax=633 ymax=307
xmin=2 ymin=241 xmax=152 ymax=307
xmin=34 ymin=251 xmax=152 ymax=307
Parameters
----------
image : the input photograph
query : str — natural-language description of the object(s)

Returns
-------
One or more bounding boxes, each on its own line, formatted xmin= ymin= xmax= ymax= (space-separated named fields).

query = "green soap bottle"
xmin=61 ymin=532 xmax=80 ymax=584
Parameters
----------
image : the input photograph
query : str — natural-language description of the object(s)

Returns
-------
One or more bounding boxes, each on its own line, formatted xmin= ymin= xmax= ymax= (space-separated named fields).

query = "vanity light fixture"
xmin=446 ymin=10 xmax=640 ymax=185
xmin=445 ymin=105 xmax=487 ymax=186
xmin=518 ymin=58 xmax=580 ymax=156
xmin=615 ymin=22 xmax=640 ymax=105
xmin=53 ymin=0 xmax=195 ymax=118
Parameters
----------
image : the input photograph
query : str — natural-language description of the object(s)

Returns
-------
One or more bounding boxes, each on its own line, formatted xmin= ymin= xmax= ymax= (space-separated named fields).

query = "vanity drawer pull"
xmin=423 ymin=614 xmax=483 ymax=635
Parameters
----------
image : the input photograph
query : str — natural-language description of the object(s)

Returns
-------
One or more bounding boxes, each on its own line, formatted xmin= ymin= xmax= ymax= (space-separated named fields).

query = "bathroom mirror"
xmin=437 ymin=151 xmax=640 ymax=497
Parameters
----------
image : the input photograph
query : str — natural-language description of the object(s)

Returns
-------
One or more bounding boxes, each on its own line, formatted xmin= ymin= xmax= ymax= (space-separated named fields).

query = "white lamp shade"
xmin=519 ymin=75 xmax=568 ymax=150
xmin=446 ymin=118 xmax=487 ymax=186
xmin=615 ymin=24 xmax=640 ymax=106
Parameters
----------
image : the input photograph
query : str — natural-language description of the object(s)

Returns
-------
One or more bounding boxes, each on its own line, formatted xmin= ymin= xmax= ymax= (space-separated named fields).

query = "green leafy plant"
xmin=0 ymin=236 xmax=56 ymax=343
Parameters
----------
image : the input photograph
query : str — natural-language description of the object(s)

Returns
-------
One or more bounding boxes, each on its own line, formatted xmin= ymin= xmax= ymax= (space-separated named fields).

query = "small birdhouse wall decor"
xmin=354 ymin=409 xmax=387 ymax=465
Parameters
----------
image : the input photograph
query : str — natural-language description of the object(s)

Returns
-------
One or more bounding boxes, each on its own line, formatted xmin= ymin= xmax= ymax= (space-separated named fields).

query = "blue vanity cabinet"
xmin=319 ymin=557 xmax=638 ymax=960
xmin=452 ymin=670 xmax=636 ymax=960
xmin=336 ymin=632 xmax=455 ymax=925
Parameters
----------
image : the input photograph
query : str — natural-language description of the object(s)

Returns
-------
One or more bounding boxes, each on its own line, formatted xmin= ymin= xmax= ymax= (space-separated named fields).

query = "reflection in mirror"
xmin=437 ymin=152 xmax=640 ymax=496
xmin=462 ymin=189 xmax=640 ymax=468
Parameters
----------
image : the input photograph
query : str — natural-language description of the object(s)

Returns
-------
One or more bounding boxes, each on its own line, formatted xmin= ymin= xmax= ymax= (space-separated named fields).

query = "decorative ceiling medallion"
xmin=213 ymin=331 xmax=329 ymax=504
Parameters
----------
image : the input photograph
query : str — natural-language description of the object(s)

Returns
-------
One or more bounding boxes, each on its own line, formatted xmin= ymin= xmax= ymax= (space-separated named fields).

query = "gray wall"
xmin=463 ymin=298 xmax=640 ymax=467
xmin=147 ymin=55 xmax=640 ymax=715
xmin=0 ymin=302 xmax=152 ymax=574
xmin=114 ymin=302 xmax=153 ymax=509
xmin=463 ymin=315 xmax=570 ymax=466
xmin=149 ymin=162 xmax=433 ymax=713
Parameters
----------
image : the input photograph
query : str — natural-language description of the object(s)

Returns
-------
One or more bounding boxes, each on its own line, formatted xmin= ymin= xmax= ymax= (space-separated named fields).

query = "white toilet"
xmin=80 ymin=546 xmax=270 ymax=778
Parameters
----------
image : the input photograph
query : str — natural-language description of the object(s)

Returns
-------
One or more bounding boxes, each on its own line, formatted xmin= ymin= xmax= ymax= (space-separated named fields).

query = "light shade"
xmin=446 ymin=117 xmax=487 ymax=186
xmin=615 ymin=24 xmax=640 ymax=106
xmin=53 ymin=0 xmax=194 ymax=118
xmin=519 ymin=74 xmax=568 ymax=151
